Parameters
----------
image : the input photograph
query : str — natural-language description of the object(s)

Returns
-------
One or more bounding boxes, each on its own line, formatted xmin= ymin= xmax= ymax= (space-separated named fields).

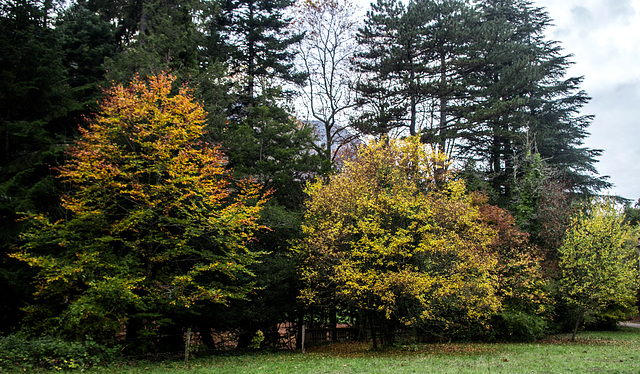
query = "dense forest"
xmin=1 ymin=0 xmax=639 ymax=363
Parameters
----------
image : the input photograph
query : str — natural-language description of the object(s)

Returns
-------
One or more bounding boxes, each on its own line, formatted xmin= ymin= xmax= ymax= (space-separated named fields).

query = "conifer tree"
xmin=0 ymin=0 xmax=77 ymax=333
xmin=218 ymin=0 xmax=306 ymax=104
xmin=352 ymin=0 xmax=411 ymax=136
xmin=461 ymin=0 xmax=609 ymax=199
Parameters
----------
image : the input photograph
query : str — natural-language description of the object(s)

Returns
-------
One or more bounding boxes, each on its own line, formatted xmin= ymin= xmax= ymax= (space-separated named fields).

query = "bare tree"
xmin=294 ymin=0 xmax=362 ymax=164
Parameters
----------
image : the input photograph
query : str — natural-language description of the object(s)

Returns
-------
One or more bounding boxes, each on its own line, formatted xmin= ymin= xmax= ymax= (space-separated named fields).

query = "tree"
xmin=56 ymin=3 xmax=116 ymax=114
xmin=352 ymin=0 xmax=413 ymax=137
xmin=100 ymin=0 xmax=204 ymax=83
xmin=0 ymin=0 xmax=74 ymax=334
xmin=354 ymin=0 xmax=609 ymax=203
xmin=624 ymin=198 xmax=640 ymax=227
xmin=558 ymin=198 xmax=638 ymax=341
xmin=294 ymin=0 xmax=361 ymax=164
xmin=297 ymin=136 xmax=510 ymax=346
xmin=11 ymin=73 xmax=269 ymax=345
xmin=405 ymin=0 xmax=477 ymax=157
xmin=460 ymin=0 xmax=609 ymax=200
xmin=477 ymin=201 xmax=550 ymax=341
xmin=353 ymin=0 xmax=477 ymax=148
xmin=218 ymin=0 xmax=305 ymax=104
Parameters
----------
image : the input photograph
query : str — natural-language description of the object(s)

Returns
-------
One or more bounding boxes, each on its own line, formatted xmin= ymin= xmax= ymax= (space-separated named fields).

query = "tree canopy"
xmin=297 ymin=136 xmax=548 ymax=345
xmin=558 ymin=198 xmax=638 ymax=340
xmin=11 ymin=73 xmax=269 ymax=342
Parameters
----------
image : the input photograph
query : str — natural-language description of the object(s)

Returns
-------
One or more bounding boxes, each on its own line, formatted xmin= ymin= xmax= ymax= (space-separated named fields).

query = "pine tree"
xmin=461 ymin=0 xmax=610 ymax=200
xmin=354 ymin=0 xmax=477 ymax=146
xmin=352 ymin=0 xmax=411 ymax=136
xmin=0 ymin=0 xmax=73 ymax=333
xmin=96 ymin=0 xmax=204 ymax=82
xmin=56 ymin=3 xmax=117 ymax=125
xmin=218 ymin=0 xmax=306 ymax=104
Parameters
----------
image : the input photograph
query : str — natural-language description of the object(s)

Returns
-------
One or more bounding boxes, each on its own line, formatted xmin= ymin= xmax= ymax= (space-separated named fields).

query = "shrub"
xmin=492 ymin=311 xmax=547 ymax=342
xmin=0 ymin=334 xmax=117 ymax=371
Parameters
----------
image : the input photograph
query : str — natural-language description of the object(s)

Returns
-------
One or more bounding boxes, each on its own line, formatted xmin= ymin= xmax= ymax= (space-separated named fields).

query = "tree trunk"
xmin=296 ymin=310 xmax=305 ymax=350
xmin=369 ymin=311 xmax=378 ymax=349
xmin=438 ymin=52 xmax=448 ymax=155
xmin=572 ymin=311 xmax=584 ymax=341
xmin=246 ymin=0 xmax=255 ymax=103
xmin=330 ymin=308 xmax=337 ymax=341
xmin=198 ymin=325 xmax=217 ymax=350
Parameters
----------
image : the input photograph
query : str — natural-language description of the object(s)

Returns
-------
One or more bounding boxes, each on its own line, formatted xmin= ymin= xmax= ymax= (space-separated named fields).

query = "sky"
xmin=534 ymin=0 xmax=640 ymax=201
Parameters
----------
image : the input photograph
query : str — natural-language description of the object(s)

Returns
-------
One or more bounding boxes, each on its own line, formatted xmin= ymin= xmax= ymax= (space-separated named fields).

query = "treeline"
xmin=1 ymin=0 xmax=639 ymax=358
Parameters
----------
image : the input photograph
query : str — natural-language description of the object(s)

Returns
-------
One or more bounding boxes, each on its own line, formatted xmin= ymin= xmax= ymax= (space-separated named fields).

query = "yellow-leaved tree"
xmin=297 ymin=136 xmax=547 ymax=346
xmin=558 ymin=198 xmax=638 ymax=341
xmin=12 ymin=73 xmax=269 ymax=347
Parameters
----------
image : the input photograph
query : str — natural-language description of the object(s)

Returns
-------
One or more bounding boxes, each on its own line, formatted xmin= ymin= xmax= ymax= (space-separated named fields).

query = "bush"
xmin=493 ymin=311 xmax=547 ymax=342
xmin=0 ymin=334 xmax=118 ymax=371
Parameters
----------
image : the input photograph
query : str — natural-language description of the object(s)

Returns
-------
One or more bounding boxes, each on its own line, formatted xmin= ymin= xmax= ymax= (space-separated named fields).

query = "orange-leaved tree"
xmin=297 ymin=136 xmax=510 ymax=346
xmin=12 ymin=73 xmax=269 ymax=344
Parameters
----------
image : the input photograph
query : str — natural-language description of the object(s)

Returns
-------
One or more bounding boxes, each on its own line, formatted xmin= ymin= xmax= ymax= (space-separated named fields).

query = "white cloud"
xmin=536 ymin=0 xmax=640 ymax=199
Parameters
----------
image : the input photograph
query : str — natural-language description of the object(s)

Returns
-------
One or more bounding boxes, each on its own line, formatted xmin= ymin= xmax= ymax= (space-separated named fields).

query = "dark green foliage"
xmin=101 ymin=0 xmax=204 ymax=82
xmin=56 ymin=4 xmax=115 ymax=112
xmin=465 ymin=0 xmax=609 ymax=198
xmin=624 ymin=199 xmax=640 ymax=226
xmin=352 ymin=0 xmax=410 ymax=136
xmin=225 ymin=103 xmax=321 ymax=208
xmin=0 ymin=334 xmax=117 ymax=371
xmin=218 ymin=0 xmax=306 ymax=102
xmin=491 ymin=311 xmax=547 ymax=342
xmin=0 ymin=0 xmax=71 ymax=334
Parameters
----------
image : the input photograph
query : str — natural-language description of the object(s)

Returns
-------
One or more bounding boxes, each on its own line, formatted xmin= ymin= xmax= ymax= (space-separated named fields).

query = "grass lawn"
xmin=21 ymin=327 xmax=640 ymax=373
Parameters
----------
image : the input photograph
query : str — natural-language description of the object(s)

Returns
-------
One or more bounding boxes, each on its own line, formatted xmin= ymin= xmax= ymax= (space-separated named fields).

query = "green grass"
xmin=15 ymin=328 xmax=640 ymax=373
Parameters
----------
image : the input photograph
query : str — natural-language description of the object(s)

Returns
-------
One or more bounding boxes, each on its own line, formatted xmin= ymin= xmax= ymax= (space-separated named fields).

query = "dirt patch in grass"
xmin=305 ymin=341 xmax=498 ymax=358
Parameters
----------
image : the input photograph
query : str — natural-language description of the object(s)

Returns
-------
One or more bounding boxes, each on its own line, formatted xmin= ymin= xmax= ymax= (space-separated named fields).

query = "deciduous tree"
xmin=558 ymin=198 xmax=638 ymax=340
xmin=294 ymin=0 xmax=361 ymax=164
xmin=297 ymin=136 xmax=505 ymax=345
xmin=11 ymin=73 xmax=269 ymax=345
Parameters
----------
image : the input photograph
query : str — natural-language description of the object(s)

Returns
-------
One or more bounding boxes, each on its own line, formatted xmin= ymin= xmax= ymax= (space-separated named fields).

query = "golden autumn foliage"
xmin=558 ymin=198 xmax=638 ymax=340
xmin=12 ymin=73 xmax=269 ymax=339
xmin=297 ymin=136 xmax=548 ymax=341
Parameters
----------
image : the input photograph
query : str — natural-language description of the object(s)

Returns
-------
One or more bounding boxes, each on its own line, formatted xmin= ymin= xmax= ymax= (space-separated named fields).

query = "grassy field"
xmin=19 ymin=328 xmax=640 ymax=373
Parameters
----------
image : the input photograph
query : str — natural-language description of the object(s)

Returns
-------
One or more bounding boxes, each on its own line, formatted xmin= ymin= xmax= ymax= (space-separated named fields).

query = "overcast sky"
xmin=534 ymin=0 xmax=640 ymax=201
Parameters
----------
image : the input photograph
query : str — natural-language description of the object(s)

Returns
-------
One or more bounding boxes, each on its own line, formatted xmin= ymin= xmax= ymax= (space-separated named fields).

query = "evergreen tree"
xmin=55 ymin=3 xmax=117 ymax=127
xmin=353 ymin=0 xmax=476 ymax=146
xmin=0 ymin=0 xmax=73 ymax=333
xmin=405 ymin=0 xmax=476 ymax=155
xmin=96 ymin=0 xmax=204 ymax=82
xmin=355 ymin=0 xmax=610 ymax=204
xmin=209 ymin=0 xmax=324 ymax=348
xmin=461 ymin=0 xmax=609 ymax=200
xmin=352 ymin=0 xmax=410 ymax=136
xmin=217 ymin=0 xmax=306 ymax=103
